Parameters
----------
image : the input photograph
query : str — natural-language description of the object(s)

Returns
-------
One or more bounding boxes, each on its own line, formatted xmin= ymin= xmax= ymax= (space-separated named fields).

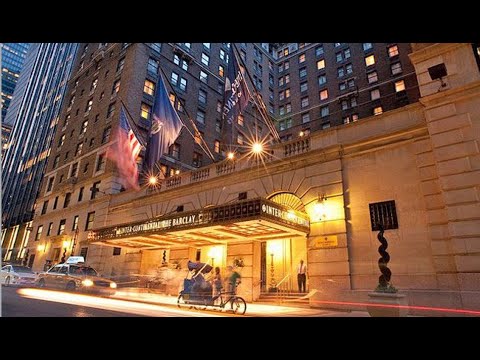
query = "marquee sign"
xmin=92 ymin=198 xmax=310 ymax=242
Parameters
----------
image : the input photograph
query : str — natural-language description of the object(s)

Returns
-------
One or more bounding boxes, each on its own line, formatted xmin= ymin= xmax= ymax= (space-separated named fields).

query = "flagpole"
xmin=118 ymin=98 xmax=147 ymax=148
xmin=156 ymin=66 xmax=216 ymax=162
xmin=232 ymin=44 xmax=281 ymax=142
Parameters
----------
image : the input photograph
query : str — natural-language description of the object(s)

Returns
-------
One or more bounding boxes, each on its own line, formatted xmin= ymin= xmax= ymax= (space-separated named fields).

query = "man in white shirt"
xmin=297 ymin=259 xmax=307 ymax=293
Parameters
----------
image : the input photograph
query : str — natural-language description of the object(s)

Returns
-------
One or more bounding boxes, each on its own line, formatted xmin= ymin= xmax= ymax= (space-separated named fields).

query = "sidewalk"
xmin=112 ymin=288 xmax=371 ymax=317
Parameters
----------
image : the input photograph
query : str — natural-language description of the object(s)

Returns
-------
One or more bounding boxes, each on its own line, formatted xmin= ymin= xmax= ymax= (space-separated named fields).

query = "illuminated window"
xmin=85 ymin=99 xmax=93 ymax=113
xmin=141 ymin=103 xmax=151 ymax=120
xmin=388 ymin=45 xmax=399 ymax=57
xmin=171 ymin=72 xmax=179 ymax=86
xmin=47 ymin=222 xmax=54 ymax=236
xmin=184 ymin=43 xmax=191 ymax=49
xmin=317 ymin=59 xmax=325 ymax=70
xmin=112 ymin=79 xmax=121 ymax=95
xmin=370 ymin=89 xmax=380 ymax=100
xmin=81 ymin=120 xmax=88 ymax=134
xmin=75 ymin=143 xmax=83 ymax=156
xmin=365 ymin=55 xmax=375 ymax=66
xmin=218 ymin=65 xmax=224 ymax=77
xmin=299 ymin=54 xmax=306 ymax=63
xmin=203 ymin=43 xmax=210 ymax=49
xmin=182 ymin=60 xmax=188 ymax=71
xmin=367 ymin=71 xmax=378 ymax=83
xmin=320 ymin=89 xmax=329 ymax=101
xmin=395 ymin=80 xmax=406 ymax=92
xmin=220 ymin=49 xmax=226 ymax=61
xmin=285 ymin=89 xmax=291 ymax=98
xmin=72 ymin=216 xmax=79 ymax=231
xmin=237 ymin=133 xmax=244 ymax=145
xmin=173 ymin=54 xmax=180 ymax=65
xmin=217 ymin=101 xmax=222 ymax=113
xmin=180 ymin=78 xmax=187 ymax=91
xmin=214 ymin=140 xmax=220 ymax=153
xmin=391 ymin=62 xmax=402 ymax=75
xmin=373 ymin=106 xmax=383 ymax=116
xmin=237 ymin=115 xmax=244 ymax=126
xmin=144 ymin=79 xmax=155 ymax=95
xmin=279 ymin=77 xmax=284 ymax=86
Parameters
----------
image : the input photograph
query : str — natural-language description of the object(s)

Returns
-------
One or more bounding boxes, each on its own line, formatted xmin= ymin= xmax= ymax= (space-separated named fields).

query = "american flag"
xmin=107 ymin=106 xmax=144 ymax=191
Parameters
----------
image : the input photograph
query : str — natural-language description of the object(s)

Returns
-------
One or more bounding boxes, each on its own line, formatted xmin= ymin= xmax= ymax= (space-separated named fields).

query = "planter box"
xmin=367 ymin=292 xmax=409 ymax=317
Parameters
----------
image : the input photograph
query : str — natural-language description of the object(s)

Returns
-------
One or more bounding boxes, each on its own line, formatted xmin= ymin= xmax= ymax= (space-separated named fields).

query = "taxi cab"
xmin=35 ymin=256 xmax=117 ymax=296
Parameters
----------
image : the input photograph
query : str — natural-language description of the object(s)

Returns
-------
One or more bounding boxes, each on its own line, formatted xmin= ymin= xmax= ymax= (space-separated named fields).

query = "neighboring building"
xmin=1 ymin=43 xmax=30 ymax=121
xmin=1 ymin=43 xmax=78 ymax=263
xmin=24 ymin=43 xmax=480 ymax=314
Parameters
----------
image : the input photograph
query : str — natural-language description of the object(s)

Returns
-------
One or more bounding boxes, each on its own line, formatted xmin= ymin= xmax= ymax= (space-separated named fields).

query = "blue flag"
xmin=145 ymin=73 xmax=183 ymax=170
xmin=223 ymin=46 xmax=250 ymax=125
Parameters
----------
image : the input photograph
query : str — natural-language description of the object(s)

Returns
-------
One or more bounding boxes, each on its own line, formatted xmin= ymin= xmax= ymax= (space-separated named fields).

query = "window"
xmin=214 ymin=140 xmax=220 ymax=153
xmin=59 ymin=175 xmax=64 ymax=184
xmin=64 ymin=193 xmax=71 ymax=208
xmin=193 ymin=152 xmax=203 ymax=167
xmin=395 ymin=80 xmax=406 ymax=92
xmin=65 ymin=151 xmax=69 ymax=161
xmin=320 ymin=89 xmax=329 ymax=101
xmin=322 ymin=122 xmax=331 ymax=130
xmin=215 ymin=120 xmax=221 ymax=133
xmin=321 ymin=106 xmax=329 ymax=117
xmin=299 ymin=68 xmax=307 ymax=78
xmin=107 ymin=103 xmax=115 ymax=118
xmin=90 ymin=78 xmax=98 ymax=92
xmin=147 ymin=58 xmax=158 ymax=74
xmin=284 ymin=61 xmax=290 ymax=70
xmin=141 ymin=103 xmax=151 ymax=120
xmin=369 ymin=200 xmax=398 ymax=230
xmin=237 ymin=114 xmax=244 ymax=126
xmin=373 ymin=106 xmax=383 ymax=115
xmin=302 ymin=113 xmax=310 ymax=123
xmin=150 ymin=43 xmax=161 ymax=53
xmin=318 ymin=75 xmax=326 ymax=86
xmin=286 ymin=103 xmax=292 ymax=113
xmin=58 ymin=219 xmax=66 ymax=235
xmin=85 ymin=100 xmax=93 ymax=113
xmin=53 ymin=196 xmax=58 ymax=210
xmin=144 ymin=80 xmax=155 ymax=95
xmin=367 ymin=71 xmax=378 ymax=83
xmin=339 ymin=82 xmax=347 ymax=91
xmin=85 ymin=212 xmax=95 ymax=231
xmin=181 ymin=60 xmax=188 ymax=71
xmin=299 ymin=54 xmax=306 ymax=63
xmin=173 ymin=54 xmax=180 ymax=65
xmin=35 ymin=225 xmax=43 ymax=241
xmin=80 ymin=247 xmax=88 ymax=261
xmin=317 ymin=59 xmax=325 ymax=70
xmin=217 ymin=101 xmax=222 ymax=113
xmin=363 ymin=43 xmax=373 ymax=51
xmin=180 ymin=78 xmax=187 ymax=91
xmin=316 ymin=45 xmax=324 ymax=56
xmin=337 ymin=67 xmax=345 ymax=78
xmin=285 ymin=89 xmax=291 ymax=98
xmin=72 ymin=215 xmax=79 ymax=231
xmin=279 ymin=106 xmax=285 ymax=116
xmin=334 ymin=43 xmax=342 ymax=47
xmin=63 ymin=115 xmax=70 ymax=129
xmin=220 ymin=49 xmax=226 ymax=61
xmin=198 ymin=89 xmax=207 ymax=104
xmin=200 ymin=71 xmax=208 ymax=83
xmin=203 ymin=43 xmax=210 ymax=49
xmin=300 ymin=82 xmax=308 ymax=92
xmin=201 ymin=53 xmax=209 ymax=66
xmin=170 ymin=143 xmax=180 ymax=159
xmin=279 ymin=91 xmax=285 ymax=101
xmin=70 ymin=162 xmax=78 ymax=178
xmin=47 ymin=222 xmax=54 ymax=236
xmin=301 ymin=97 xmax=309 ymax=108
xmin=344 ymin=48 xmax=351 ymax=59
xmin=196 ymin=110 xmax=205 ymax=124
xmin=237 ymin=133 xmax=244 ymax=145
xmin=91 ymin=181 xmax=101 ymax=200
xmin=102 ymin=126 xmax=111 ymax=144
xmin=365 ymin=55 xmax=375 ymax=66
xmin=58 ymin=134 xmax=65 ymax=148
xmin=113 ymin=247 xmax=121 ymax=256
xmin=184 ymin=43 xmax=191 ymax=49
xmin=218 ymin=65 xmax=224 ymax=77
xmin=370 ymin=89 xmax=380 ymax=100
xmin=96 ymin=153 xmax=106 ymax=172
xmin=75 ymin=143 xmax=83 ymax=156
xmin=391 ymin=62 xmax=402 ymax=75
xmin=41 ymin=201 xmax=49 ymax=215
xmin=336 ymin=52 xmax=343 ymax=63
xmin=346 ymin=64 xmax=353 ymax=74
xmin=94 ymin=114 xmax=99 ymax=123
xmin=53 ymin=155 xmax=60 ymax=169
xmin=171 ymin=72 xmax=179 ymax=86
xmin=351 ymin=97 xmax=357 ymax=107
xmin=116 ymin=58 xmax=125 ymax=73
xmin=78 ymin=187 xmax=84 ymax=202
xmin=352 ymin=114 xmax=359 ymax=122
xmin=388 ymin=45 xmax=399 ymax=57
xmin=81 ymin=120 xmax=88 ymax=134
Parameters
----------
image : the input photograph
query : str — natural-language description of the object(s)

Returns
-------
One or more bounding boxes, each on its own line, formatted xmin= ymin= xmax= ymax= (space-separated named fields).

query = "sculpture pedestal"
xmin=367 ymin=292 xmax=409 ymax=317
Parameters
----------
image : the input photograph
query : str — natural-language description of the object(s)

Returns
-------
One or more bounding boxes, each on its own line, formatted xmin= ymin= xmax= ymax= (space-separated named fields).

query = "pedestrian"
xmin=297 ymin=260 xmax=307 ymax=293
xmin=212 ymin=266 xmax=223 ymax=298
xmin=225 ymin=265 xmax=241 ymax=294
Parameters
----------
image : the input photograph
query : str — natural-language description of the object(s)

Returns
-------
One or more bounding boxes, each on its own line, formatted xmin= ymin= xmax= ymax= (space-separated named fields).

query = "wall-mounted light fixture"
xmin=312 ymin=194 xmax=328 ymax=222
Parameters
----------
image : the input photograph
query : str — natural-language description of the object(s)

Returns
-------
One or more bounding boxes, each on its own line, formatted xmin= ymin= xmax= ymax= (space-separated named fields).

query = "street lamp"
xmin=208 ymin=246 xmax=223 ymax=269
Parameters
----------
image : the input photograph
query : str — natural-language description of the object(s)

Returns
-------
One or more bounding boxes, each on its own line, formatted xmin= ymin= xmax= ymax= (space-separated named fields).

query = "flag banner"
xmin=145 ymin=72 xmax=183 ymax=170
xmin=223 ymin=46 xmax=250 ymax=126
xmin=107 ymin=106 xmax=143 ymax=191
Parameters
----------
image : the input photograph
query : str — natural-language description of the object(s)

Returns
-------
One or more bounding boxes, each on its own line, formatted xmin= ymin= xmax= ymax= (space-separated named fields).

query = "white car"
xmin=1 ymin=265 xmax=37 ymax=287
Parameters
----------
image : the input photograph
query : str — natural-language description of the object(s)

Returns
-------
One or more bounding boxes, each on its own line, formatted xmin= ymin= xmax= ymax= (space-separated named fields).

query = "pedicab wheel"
xmin=231 ymin=297 xmax=247 ymax=315
xmin=177 ymin=294 xmax=185 ymax=308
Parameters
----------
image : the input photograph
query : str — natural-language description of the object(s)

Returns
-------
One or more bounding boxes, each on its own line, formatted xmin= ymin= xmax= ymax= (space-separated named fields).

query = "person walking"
xmin=297 ymin=260 xmax=307 ymax=293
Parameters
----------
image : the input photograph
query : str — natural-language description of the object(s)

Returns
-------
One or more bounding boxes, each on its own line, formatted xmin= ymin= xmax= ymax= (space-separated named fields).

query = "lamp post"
xmin=269 ymin=252 xmax=277 ymax=292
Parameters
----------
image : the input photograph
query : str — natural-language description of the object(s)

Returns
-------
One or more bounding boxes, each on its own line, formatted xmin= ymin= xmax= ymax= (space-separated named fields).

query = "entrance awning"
xmin=89 ymin=198 xmax=310 ymax=250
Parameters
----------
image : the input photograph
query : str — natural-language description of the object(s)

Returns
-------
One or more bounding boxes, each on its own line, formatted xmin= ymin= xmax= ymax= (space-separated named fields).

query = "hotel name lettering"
xmin=115 ymin=214 xmax=207 ymax=237
xmin=261 ymin=204 xmax=310 ymax=227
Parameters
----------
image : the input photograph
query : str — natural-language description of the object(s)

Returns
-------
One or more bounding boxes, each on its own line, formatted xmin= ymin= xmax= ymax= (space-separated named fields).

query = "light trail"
xmin=17 ymin=288 xmax=222 ymax=317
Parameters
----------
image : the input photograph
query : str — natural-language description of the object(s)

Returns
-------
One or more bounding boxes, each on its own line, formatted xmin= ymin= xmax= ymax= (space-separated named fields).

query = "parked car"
xmin=35 ymin=263 xmax=117 ymax=296
xmin=0 ymin=265 xmax=37 ymax=287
